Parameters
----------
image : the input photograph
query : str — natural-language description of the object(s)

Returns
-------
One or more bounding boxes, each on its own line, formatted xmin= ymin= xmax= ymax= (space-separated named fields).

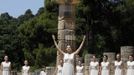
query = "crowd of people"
xmin=0 ymin=54 xmax=134 ymax=75
xmin=52 ymin=35 xmax=134 ymax=75
xmin=90 ymin=54 xmax=134 ymax=75
xmin=0 ymin=35 xmax=134 ymax=75
xmin=54 ymin=54 xmax=134 ymax=75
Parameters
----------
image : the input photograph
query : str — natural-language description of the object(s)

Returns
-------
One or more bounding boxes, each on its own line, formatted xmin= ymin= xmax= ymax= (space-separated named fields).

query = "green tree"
xmin=0 ymin=12 xmax=24 ymax=70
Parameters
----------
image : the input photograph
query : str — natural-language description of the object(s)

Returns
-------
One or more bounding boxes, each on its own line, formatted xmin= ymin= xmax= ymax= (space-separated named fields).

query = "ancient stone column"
xmin=56 ymin=0 xmax=79 ymax=65
xmin=103 ymin=52 xmax=115 ymax=75
xmin=121 ymin=46 xmax=134 ymax=62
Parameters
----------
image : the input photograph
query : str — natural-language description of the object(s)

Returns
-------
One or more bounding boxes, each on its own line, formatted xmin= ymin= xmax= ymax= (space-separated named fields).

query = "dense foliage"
xmin=0 ymin=0 xmax=134 ymax=70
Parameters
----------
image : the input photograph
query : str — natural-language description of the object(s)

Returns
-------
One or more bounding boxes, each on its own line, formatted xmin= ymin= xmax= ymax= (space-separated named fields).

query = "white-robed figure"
xmin=76 ymin=60 xmax=84 ymax=75
xmin=57 ymin=59 xmax=63 ymax=75
xmin=40 ymin=67 xmax=47 ymax=75
xmin=52 ymin=35 xmax=86 ymax=75
xmin=40 ymin=70 xmax=46 ymax=75
xmin=57 ymin=65 xmax=62 ymax=75
xmin=114 ymin=54 xmax=123 ymax=75
xmin=1 ymin=55 xmax=11 ymax=75
xmin=54 ymin=59 xmax=63 ymax=75
xmin=89 ymin=55 xmax=99 ymax=75
xmin=22 ymin=60 xmax=30 ymax=75
xmin=126 ymin=55 xmax=134 ymax=75
xmin=100 ymin=55 xmax=110 ymax=75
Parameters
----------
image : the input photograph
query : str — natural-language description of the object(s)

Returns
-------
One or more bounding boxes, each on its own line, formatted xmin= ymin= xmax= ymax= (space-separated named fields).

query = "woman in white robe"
xmin=126 ymin=55 xmax=134 ymax=75
xmin=55 ymin=59 xmax=63 ymax=75
xmin=40 ymin=67 xmax=47 ymax=75
xmin=52 ymin=35 xmax=86 ymax=75
xmin=89 ymin=55 xmax=99 ymax=75
xmin=114 ymin=54 xmax=123 ymax=75
xmin=76 ymin=60 xmax=84 ymax=75
xmin=100 ymin=55 xmax=110 ymax=75
xmin=1 ymin=55 xmax=11 ymax=75
xmin=22 ymin=60 xmax=30 ymax=75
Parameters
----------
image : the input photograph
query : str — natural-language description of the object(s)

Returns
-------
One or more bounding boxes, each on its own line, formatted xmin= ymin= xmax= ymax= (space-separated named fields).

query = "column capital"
xmin=56 ymin=0 xmax=79 ymax=4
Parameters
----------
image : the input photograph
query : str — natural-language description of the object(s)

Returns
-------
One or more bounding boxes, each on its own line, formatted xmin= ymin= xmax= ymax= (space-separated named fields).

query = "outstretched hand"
xmin=83 ymin=35 xmax=86 ymax=40
xmin=52 ymin=35 xmax=56 ymax=40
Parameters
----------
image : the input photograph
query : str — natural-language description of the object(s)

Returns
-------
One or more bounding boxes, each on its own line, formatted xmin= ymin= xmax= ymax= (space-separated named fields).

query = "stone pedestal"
xmin=103 ymin=52 xmax=115 ymax=62
xmin=120 ymin=46 xmax=134 ymax=74
xmin=121 ymin=46 xmax=134 ymax=62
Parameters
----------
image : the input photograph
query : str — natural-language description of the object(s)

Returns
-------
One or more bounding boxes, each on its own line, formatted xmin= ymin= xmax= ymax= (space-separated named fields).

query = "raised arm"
xmin=52 ymin=35 xmax=65 ymax=54
xmin=73 ymin=35 xmax=86 ymax=54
